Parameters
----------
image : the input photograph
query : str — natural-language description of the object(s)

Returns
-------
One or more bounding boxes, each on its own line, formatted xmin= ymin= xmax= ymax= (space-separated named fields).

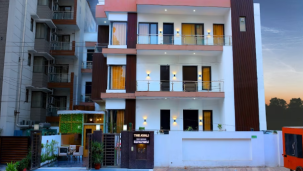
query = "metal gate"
xmin=30 ymin=130 xmax=42 ymax=170
xmin=87 ymin=133 xmax=93 ymax=170
xmin=103 ymin=133 xmax=121 ymax=167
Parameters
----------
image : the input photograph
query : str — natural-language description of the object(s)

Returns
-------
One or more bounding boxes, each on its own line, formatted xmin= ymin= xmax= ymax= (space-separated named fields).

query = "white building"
xmin=0 ymin=0 xmax=96 ymax=136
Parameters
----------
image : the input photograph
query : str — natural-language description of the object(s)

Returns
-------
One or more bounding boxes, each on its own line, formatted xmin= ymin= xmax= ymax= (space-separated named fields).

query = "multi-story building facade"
xmin=93 ymin=0 xmax=266 ymax=133
xmin=0 ymin=0 xmax=96 ymax=136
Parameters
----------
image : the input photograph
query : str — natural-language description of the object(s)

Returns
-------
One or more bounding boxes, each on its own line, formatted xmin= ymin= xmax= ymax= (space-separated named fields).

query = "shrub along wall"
xmin=59 ymin=114 xmax=83 ymax=134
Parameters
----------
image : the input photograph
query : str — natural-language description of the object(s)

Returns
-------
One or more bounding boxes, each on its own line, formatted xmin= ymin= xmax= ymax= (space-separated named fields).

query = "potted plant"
xmin=187 ymin=126 xmax=193 ymax=131
xmin=91 ymin=141 xmax=104 ymax=170
xmin=6 ymin=162 xmax=18 ymax=171
xmin=218 ymin=124 xmax=222 ymax=131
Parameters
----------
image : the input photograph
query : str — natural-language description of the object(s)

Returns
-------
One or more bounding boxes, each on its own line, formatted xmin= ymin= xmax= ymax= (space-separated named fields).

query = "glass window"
xmin=30 ymin=18 xmax=34 ymax=32
xmin=138 ymin=23 xmax=158 ymax=44
xmin=31 ymin=92 xmax=47 ymax=108
xmin=240 ymin=17 xmax=246 ymax=32
xmin=183 ymin=110 xmax=198 ymax=131
xmin=35 ymin=23 xmax=48 ymax=39
xmin=28 ymin=53 xmax=31 ymax=66
xmin=33 ymin=56 xmax=47 ymax=73
xmin=87 ymin=49 xmax=94 ymax=61
xmin=109 ymin=66 xmax=126 ymax=90
xmin=112 ymin=22 xmax=127 ymax=45
xmin=106 ymin=110 xmax=124 ymax=133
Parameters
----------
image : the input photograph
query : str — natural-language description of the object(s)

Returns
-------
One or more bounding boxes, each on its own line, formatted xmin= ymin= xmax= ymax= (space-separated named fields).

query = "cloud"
xmin=261 ymin=26 xmax=284 ymax=34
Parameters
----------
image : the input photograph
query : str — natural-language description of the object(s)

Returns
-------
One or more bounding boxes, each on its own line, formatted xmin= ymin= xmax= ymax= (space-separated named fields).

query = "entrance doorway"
xmin=213 ymin=24 xmax=224 ymax=45
xmin=183 ymin=110 xmax=199 ymax=131
xmin=163 ymin=23 xmax=174 ymax=44
xmin=160 ymin=65 xmax=170 ymax=91
xmin=203 ymin=110 xmax=213 ymax=131
xmin=183 ymin=66 xmax=197 ymax=92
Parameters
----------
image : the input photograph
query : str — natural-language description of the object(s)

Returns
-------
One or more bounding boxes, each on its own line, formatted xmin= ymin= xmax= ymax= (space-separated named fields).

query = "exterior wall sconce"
xmin=123 ymin=125 xmax=127 ymax=131
xmin=174 ymin=119 xmax=176 ymax=123
xmin=144 ymin=119 xmax=146 ymax=123
xmin=159 ymin=30 xmax=162 ymax=34
xmin=147 ymin=74 xmax=150 ymax=77
xmin=89 ymin=118 xmax=93 ymax=121
xmin=208 ymin=30 xmax=211 ymax=35
xmin=199 ymin=75 xmax=202 ymax=78
xmin=96 ymin=125 xmax=101 ymax=131
xmin=173 ymin=74 xmax=176 ymax=77
xmin=34 ymin=124 xmax=39 ymax=130
xmin=200 ymin=120 xmax=202 ymax=122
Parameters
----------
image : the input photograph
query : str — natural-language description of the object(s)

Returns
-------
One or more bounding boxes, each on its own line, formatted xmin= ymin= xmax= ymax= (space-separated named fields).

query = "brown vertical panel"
xmin=126 ymin=55 xmax=136 ymax=93
xmin=127 ymin=13 xmax=137 ymax=48
xmin=231 ymin=0 xmax=260 ymax=131
xmin=92 ymin=53 xmax=107 ymax=100
xmin=125 ymin=99 xmax=136 ymax=130
xmin=98 ymin=25 xmax=109 ymax=44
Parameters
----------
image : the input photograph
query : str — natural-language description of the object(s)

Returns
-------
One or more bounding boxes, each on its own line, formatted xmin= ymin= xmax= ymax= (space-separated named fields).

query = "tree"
xmin=288 ymin=98 xmax=303 ymax=109
xmin=269 ymin=97 xmax=287 ymax=109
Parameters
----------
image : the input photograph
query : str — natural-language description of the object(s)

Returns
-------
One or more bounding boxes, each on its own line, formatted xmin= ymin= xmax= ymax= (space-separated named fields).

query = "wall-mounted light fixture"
xmin=123 ymin=125 xmax=127 ymax=131
xmin=174 ymin=119 xmax=176 ymax=123
xmin=159 ymin=30 xmax=162 ymax=34
xmin=200 ymin=119 xmax=202 ymax=122
xmin=173 ymin=74 xmax=176 ymax=77
xmin=89 ymin=118 xmax=93 ymax=122
xmin=104 ymin=21 xmax=106 ymax=23
xmin=34 ymin=124 xmax=39 ymax=130
xmin=144 ymin=119 xmax=147 ymax=123
xmin=199 ymin=75 xmax=202 ymax=78
xmin=176 ymin=30 xmax=179 ymax=35
xmin=147 ymin=74 xmax=150 ymax=77
xmin=208 ymin=30 xmax=211 ymax=35
xmin=96 ymin=125 xmax=101 ymax=131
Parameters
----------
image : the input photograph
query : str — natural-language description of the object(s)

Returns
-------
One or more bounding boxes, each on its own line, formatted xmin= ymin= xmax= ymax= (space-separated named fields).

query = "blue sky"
xmin=254 ymin=0 xmax=303 ymax=104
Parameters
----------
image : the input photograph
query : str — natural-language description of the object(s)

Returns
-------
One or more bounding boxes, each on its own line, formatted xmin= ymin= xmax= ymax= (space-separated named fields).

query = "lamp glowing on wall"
xmin=207 ymin=30 xmax=211 ymax=35
xmin=176 ymin=29 xmax=180 ymax=35
xmin=159 ymin=29 xmax=162 ymax=34
xmin=123 ymin=125 xmax=127 ymax=131
xmin=174 ymin=119 xmax=176 ymax=123
xmin=34 ymin=124 xmax=39 ymax=130
xmin=199 ymin=74 xmax=202 ymax=79
xmin=173 ymin=74 xmax=176 ymax=78
xmin=144 ymin=119 xmax=147 ymax=123
xmin=89 ymin=118 xmax=93 ymax=122
xmin=96 ymin=125 xmax=101 ymax=131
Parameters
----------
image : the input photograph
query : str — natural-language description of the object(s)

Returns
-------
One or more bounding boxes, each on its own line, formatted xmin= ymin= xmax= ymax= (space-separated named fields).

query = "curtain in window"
xmin=116 ymin=111 xmax=124 ymax=133
xmin=138 ymin=24 xmax=149 ymax=44
xmin=110 ymin=66 xmax=125 ymax=89
xmin=35 ymin=23 xmax=46 ymax=39
xmin=213 ymin=24 xmax=224 ymax=45
xmin=33 ymin=57 xmax=44 ymax=73
xmin=182 ymin=24 xmax=195 ymax=45
xmin=112 ymin=23 xmax=127 ymax=45
xmin=203 ymin=111 xmax=212 ymax=131
xmin=202 ymin=67 xmax=211 ymax=90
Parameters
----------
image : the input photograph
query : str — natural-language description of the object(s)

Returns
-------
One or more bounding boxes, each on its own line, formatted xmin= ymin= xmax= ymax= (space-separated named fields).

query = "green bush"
xmin=6 ymin=162 xmax=18 ymax=171
xmin=16 ymin=148 xmax=31 ymax=171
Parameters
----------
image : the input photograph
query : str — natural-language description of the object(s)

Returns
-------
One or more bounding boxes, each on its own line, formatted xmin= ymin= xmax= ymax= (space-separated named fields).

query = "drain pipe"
xmin=15 ymin=0 xmax=28 ymax=129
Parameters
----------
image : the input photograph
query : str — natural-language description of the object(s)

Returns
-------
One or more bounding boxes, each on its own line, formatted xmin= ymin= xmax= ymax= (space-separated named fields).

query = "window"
xmin=203 ymin=110 xmax=213 ymax=131
xmin=85 ymin=82 xmax=92 ymax=94
xmin=28 ymin=53 xmax=31 ymax=66
xmin=160 ymin=110 xmax=170 ymax=131
xmin=30 ymin=18 xmax=34 ymax=32
xmin=107 ymin=110 xmax=124 ymax=133
xmin=35 ymin=23 xmax=49 ymax=40
xmin=183 ymin=110 xmax=198 ymax=131
xmin=182 ymin=24 xmax=204 ymax=45
xmin=202 ymin=66 xmax=211 ymax=90
xmin=31 ymin=92 xmax=47 ymax=108
xmin=240 ymin=17 xmax=246 ymax=32
xmin=111 ymin=22 xmax=127 ymax=45
xmin=87 ymin=49 xmax=94 ymax=61
xmin=160 ymin=65 xmax=170 ymax=91
xmin=138 ymin=23 xmax=158 ymax=44
xmin=25 ymin=89 xmax=29 ymax=102
xmin=109 ymin=66 xmax=126 ymax=89
xmin=33 ymin=56 xmax=47 ymax=74
xmin=38 ymin=0 xmax=52 ymax=9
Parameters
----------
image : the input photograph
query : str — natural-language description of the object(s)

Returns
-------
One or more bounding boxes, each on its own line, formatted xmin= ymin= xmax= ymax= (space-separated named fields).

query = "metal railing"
xmin=82 ymin=61 xmax=93 ymax=69
xmin=48 ymin=73 xmax=70 ymax=83
xmin=53 ymin=11 xmax=74 ymax=20
xmin=51 ymin=41 xmax=72 ymax=50
xmin=95 ymin=43 xmax=108 ymax=52
xmin=137 ymin=34 xmax=232 ymax=46
xmin=81 ymin=95 xmax=93 ymax=102
xmin=136 ymin=80 xmax=224 ymax=92
xmin=47 ymin=106 xmax=69 ymax=116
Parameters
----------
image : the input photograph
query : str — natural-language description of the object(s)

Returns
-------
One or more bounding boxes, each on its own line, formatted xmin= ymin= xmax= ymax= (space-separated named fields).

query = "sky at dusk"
xmin=254 ymin=0 xmax=303 ymax=104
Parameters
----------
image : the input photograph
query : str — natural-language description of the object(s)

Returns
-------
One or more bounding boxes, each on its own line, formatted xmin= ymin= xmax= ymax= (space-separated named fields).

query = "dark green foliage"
xmin=91 ymin=141 xmax=104 ymax=165
xmin=60 ymin=114 xmax=83 ymax=134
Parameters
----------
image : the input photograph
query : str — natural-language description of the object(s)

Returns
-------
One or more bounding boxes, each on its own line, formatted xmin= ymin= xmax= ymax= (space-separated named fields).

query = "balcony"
xmin=48 ymin=72 xmax=74 ymax=88
xmin=81 ymin=61 xmax=93 ymax=73
xmin=52 ymin=0 xmax=78 ymax=29
xmin=47 ymin=107 xmax=69 ymax=117
xmin=50 ymin=41 xmax=76 ymax=58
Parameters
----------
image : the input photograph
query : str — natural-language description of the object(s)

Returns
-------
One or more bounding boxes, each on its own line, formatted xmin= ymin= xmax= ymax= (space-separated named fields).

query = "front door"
xmin=183 ymin=66 xmax=197 ymax=92
xmin=83 ymin=125 xmax=97 ymax=157
xmin=213 ymin=24 xmax=224 ymax=45
xmin=160 ymin=65 xmax=170 ymax=91
xmin=163 ymin=23 xmax=174 ymax=44
xmin=203 ymin=110 xmax=213 ymax=131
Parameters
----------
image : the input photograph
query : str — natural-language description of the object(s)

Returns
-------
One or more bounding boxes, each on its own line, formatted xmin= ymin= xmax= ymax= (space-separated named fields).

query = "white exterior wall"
xmin=0 ymin=0 xmax=37 ymax=136
xmin=136 ymin=99 xmax=223 ymax=131
xmin=154 ymin=131 xmax=283 ymax=167
xmin=254 ymin=3 xmax=267 ymax=130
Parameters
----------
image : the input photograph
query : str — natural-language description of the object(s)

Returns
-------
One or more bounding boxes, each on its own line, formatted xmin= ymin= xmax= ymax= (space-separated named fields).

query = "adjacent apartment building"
xmin=92 ymin=0 xmax=266 ymax=133
xmin=0 ymin=0 xmax=97 ymax=136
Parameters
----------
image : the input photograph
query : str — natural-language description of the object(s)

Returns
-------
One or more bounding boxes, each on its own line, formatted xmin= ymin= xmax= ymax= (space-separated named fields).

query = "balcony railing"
xmin=81 ymin=95 xmax=93 ymax=103
xmin=136 ymin=80 xmax=224 ymax=92
xmin=48 ymin=73 xmax=71 ymax=83
xmin=95 ymin=43 xmax=108 ymax=52
xmin=47 ymin=107 xmax=69 ymax=116
xmin=82 ymin=61 xmax=93 ymax=69
xmin=53 ymin=11 xmax=74 ymax=20
xmin=51 ymin=41 xmax=73 ymax=50
xmin=137 ymin=34 xmax=232 ymax=46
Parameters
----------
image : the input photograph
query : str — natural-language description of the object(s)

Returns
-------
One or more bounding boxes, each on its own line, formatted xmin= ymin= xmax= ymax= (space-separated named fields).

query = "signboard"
xmin=133 ymin=133 xmax=150 ymax=144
